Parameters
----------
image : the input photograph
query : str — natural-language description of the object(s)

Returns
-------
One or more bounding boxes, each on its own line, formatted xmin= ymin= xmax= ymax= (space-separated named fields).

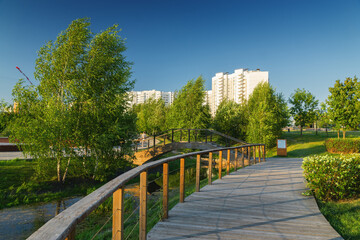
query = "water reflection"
xmin=0 ymin=197 xmax=81 ymax=240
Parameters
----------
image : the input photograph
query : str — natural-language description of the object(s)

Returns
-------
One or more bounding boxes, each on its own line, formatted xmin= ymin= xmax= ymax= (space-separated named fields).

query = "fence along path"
xmin=27 ymin=143 xmax=265 ymax=240
xmin=148 ymin=158 xmax=342 ymax=240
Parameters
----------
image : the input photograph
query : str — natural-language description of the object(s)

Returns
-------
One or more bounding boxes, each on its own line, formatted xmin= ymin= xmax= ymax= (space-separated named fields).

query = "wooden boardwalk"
xmin=148 ymin=158 xmax=342 ymax=240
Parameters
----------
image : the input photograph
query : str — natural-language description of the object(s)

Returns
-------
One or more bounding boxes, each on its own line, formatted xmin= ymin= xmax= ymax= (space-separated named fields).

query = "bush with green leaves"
xmin=325 ymin=138 xmax=360 ymax=154
xmin=303 ymin=155 xmax=360 ymax=201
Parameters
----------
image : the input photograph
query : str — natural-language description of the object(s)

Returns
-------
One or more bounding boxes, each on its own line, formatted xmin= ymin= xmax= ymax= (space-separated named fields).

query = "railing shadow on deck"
xmin=27 ymin=142 xmax=265 ymax=240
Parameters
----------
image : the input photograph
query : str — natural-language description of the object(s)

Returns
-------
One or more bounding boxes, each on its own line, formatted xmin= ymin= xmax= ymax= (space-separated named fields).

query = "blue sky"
xmin=1 ymin=0 xmax=360 ymax=104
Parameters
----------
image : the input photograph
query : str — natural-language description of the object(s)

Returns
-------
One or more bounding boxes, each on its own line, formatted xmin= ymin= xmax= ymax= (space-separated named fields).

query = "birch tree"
xmin=9 ymin=18 xmax=136 ymax=182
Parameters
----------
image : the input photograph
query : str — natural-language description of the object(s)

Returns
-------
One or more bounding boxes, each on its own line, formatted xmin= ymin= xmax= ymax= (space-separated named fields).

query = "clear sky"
xmin=1 ymin=0 xmax=360 ymax=104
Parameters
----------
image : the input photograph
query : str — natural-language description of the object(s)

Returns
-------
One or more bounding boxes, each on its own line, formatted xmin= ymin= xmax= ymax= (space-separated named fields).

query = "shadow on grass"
xmin=287 ymin=145 xmax=327 ymax=158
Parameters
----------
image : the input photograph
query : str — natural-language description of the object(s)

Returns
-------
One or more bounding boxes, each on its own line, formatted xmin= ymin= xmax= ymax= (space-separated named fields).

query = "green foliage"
xmin=8 ymin=18 xmax=136 ymax=182
xmin=246 ymin=82 xmax=289 ymax=148
xmin=325 ymin=138 xmax=360 ymax=154
xmin=0 ymin=159 xmax=103 ymax=209
xmin=302 ymin=155 xmax=360 ymax=201
xmin=289 ymin=88 xmax=319 ymax=135
xmin=135 ymin=98 xmax=167 ymax=135
xmin=326 ymin=77 xmax=360 ymax=138
xmin=318 ymin=102 xmax=331 ymax=130
xmin=166 ymin=76 xmax=211 ymax=129
xmin=213 ymin=100 xmax=247 ymax=140
xmin=0 ymin=100 xmax=14 ymax=134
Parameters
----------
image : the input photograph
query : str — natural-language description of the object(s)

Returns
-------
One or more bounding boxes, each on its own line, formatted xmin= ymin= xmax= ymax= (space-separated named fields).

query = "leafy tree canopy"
xmin=135 ymin=98 xmax=167 ymax=135
xmin=289 ymin=88 xmax=318 ymax=135
xmin=166 ymin=76 xmax=211 ymax=129
xmin=213 ymin=100 xmax=247 ymax=140
xmin=247 ymin=82 xmax=289 ymax=148
xmin=326 ymin=77 xmax=360 ymax=138
xmin=9 ymin=18 xmax=136 ymax=182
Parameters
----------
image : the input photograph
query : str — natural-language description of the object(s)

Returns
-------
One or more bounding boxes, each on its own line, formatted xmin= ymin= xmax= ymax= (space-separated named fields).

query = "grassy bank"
xmin=272 ymin=130 xmax=360 ymax=239
xmin=0 ymin=159 xmax=104 ymax=209
xmin=267 ymin=130 xmax=360 ymax=158
xmin=317 ymin=199 xmax=360 ymax=239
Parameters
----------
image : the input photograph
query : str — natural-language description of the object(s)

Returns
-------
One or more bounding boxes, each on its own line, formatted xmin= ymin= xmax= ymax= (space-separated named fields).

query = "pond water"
xmin=0 ymin=197 xmax=81 ymax=240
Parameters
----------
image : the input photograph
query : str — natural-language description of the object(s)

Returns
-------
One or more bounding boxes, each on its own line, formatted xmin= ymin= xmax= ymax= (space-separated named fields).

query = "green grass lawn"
xmin=270 ymin=129 xmax=360 ymax=239
xmin=318 ymin=199 xmax=360 ymax=239
xmin=0 ymin=159 xmax=35 ymax=195
xmin=267 ymin=130 xmax=360 ymax=158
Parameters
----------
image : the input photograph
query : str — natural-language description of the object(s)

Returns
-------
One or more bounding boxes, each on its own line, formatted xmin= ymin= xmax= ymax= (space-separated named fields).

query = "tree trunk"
xmin=62 ymin=157 xmax=71 ymax=183
xmin=337 ymin=130 xmax=340 ymax=139
xmin=315 ymin=122 xmax=318 ymax=135
xmin=300 ymin=126 xmax=303 ymax=135
xmin=343 ymin=128 xmax=346 ymax=139
xmin=57 ymin=157 xmax=61 ymax=182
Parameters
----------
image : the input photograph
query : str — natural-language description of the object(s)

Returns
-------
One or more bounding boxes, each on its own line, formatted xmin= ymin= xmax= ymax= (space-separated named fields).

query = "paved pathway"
xmin=148 ymin=158 xmax=342 ymax=240
xmin=0 ymin=151 xmax=30 ymax=160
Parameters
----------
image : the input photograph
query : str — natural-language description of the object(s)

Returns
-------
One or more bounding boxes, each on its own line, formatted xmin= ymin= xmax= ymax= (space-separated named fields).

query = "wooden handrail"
xmin=28 ymin=143 xmax=265 ymax=240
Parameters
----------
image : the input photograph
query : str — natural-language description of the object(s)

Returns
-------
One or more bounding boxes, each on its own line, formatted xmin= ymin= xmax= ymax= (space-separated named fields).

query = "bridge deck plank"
xmin=147 ymin=158 xmax=342 ymax=240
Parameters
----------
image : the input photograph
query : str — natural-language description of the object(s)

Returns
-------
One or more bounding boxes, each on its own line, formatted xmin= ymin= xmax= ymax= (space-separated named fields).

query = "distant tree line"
xmin=287 ymin=77 xmax=360 ymax=138
xmin=5 ymin=18 xmax=358 ymax=185
xmin=133 ymin=80 xmax=290 ymax=149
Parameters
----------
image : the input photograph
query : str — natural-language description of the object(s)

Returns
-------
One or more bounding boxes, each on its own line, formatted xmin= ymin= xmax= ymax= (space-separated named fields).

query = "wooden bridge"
xmin=147 ymin=158 xmax=341 ymax=239
xmin=27 ymin=131 xmax=342 ymax=240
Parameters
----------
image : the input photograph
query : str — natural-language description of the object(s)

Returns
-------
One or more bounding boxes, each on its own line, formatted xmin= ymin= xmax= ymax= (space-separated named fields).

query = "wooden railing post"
xmin=188 ymin=129 xmax=190 ymax=143
xmin=112 ymin=186 xmax=124 ymax=240
xmin=258 ymin=145 xmax=261 ymax=163
xmin=196 ymin=154 xmax=201 ymax=192
xmin=263 ymin=145 xmax=266 ymax=162
xmin=227 ymin=149 xmax=230 ymax=175
xmin=253 ymin=146 xmax=256 ymax=164
xmin=180 ymin=158 xmax=185 ymax=203
xmin=65 ymin=228 xmax=76 ymax=240
xmin=139 ymin=171 xmax=147 ymax=240
xmin=241 ymin=147 xmax=245 ymax=167
xmin=153 ymin=135 xmax=156 ymax=154
xmin=208 ymin=152 xmax=212 ymax=185
xmin=219 ymin=151 xmax=223 ymax=179
xmin=248 ymin=146 xmax=251 ymax=166
xmin=234 ymin=148 xmax=238 ymax=171
xmin=163 ymin=163 xmax=169 ymax=219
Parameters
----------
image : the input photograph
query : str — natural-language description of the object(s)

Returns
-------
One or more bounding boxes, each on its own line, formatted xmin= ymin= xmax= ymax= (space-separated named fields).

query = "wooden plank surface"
xmin=148 ymin=158 xmax=342 ymax=240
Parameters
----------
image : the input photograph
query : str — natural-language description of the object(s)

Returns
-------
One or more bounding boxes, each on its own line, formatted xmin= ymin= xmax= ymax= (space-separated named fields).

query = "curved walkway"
xmin=148 ymin=158 xmax=342 ymax=240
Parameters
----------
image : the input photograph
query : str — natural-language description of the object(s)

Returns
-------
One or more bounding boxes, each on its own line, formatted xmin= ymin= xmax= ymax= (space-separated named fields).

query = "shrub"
xmin=302 ymin=155 xmax=360 ymax=201
xmin=325 ymin=138 xmax=360 ymax=154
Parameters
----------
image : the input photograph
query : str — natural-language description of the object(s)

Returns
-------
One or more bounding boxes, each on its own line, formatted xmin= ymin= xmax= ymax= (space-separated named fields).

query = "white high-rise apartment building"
xmin=210 ymin=68 xmax=269 ymax=115
xmin=128 ymin=90 xmax=174 ymax=106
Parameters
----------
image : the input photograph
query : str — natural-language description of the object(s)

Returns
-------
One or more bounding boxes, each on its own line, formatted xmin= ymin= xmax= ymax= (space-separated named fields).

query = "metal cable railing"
xmin=28 ymin=143 xmax=265 ymax=240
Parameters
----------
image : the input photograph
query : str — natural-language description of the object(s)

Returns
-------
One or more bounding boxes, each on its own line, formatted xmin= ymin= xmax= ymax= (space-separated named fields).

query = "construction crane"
xmin=16 ymin=66 xmax=33 ymax=85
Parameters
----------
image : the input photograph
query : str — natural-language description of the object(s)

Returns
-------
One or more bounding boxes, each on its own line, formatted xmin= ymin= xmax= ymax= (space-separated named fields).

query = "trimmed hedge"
xmin=325 ymin=138 xmax=360 ymax=154
xmin=303 ymin=155 xmax=360 ymax=201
